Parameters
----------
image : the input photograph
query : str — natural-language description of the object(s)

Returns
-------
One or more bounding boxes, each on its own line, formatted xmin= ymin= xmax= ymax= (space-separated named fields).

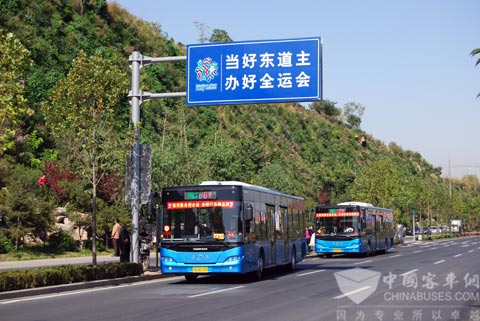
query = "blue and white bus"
xmin=314 ymin=202 xmax=394 ymax=257
xmin=159 ymin=181 xmax=307 ymax=281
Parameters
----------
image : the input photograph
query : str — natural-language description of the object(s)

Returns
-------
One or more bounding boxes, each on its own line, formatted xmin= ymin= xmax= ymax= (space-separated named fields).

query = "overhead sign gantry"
xmin=128 ymin=36 xmax=322 ymax=263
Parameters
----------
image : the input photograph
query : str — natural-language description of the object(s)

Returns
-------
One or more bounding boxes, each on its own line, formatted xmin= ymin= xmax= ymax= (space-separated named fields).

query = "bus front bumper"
xmin=161 ymin=257 xmax=245 ymax=274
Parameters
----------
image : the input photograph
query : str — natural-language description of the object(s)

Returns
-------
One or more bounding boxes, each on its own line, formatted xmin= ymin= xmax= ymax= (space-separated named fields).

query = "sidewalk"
xmin=0 ymin=252 xmax=162 ymax=271
xmin=0 ymin=255 xmax=118 ymax=271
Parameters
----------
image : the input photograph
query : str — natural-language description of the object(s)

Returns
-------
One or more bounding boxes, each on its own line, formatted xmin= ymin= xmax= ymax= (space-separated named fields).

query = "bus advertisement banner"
xmin=186 ymin=37 xmax=322 ymax=106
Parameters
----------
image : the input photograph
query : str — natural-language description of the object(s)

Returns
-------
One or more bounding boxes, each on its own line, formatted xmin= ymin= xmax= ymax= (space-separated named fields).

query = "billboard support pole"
xmin=128 ymin=52 xmax=186 ymax=263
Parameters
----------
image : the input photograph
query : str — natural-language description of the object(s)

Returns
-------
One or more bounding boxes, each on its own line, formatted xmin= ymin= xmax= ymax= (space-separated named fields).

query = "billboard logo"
xmin=334 ymin=268 xmax=381 ymax=304
xmin=195 ymin=57 xmax=218 ymax=82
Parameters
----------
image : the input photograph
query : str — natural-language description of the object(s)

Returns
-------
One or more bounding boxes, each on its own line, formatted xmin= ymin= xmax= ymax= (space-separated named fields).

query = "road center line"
xmin=434 ymin=260 xmax=445 ymax=265
xmin=354 ymin=260 xmax=372 ymax=265
xmin=188 ymin=286 xmax=245 ymax=298
xmin=297 ymin=269 xmax=326 ymax=276
xmin=333 ymin=286 xmax=371 ymax=299
xmin=400 ymin=269 xmax=419 ymax=277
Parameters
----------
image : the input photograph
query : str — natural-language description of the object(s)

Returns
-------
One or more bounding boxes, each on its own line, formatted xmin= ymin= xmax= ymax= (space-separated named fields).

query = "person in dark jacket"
xmin=119 ymin=224 xmax=131 ymax=262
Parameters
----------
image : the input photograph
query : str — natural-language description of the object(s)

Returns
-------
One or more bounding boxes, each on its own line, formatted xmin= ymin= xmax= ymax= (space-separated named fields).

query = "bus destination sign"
xmin=184 ymin=191 xmax=217 ymax=200
xmin=186 ymin=37 xmax=322 ymax=106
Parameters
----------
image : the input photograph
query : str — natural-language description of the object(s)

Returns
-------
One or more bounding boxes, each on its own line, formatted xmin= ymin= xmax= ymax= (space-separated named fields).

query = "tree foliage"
xmin=42 ymin=50 xmax=129 ymax=262
xmin=0 ymin=30 xmax=33 ymax=155
xmin=342 ymin=102 xmax=365 ymax=129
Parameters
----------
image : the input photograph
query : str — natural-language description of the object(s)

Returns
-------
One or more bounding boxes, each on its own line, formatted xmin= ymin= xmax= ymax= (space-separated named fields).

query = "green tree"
xmin=0 ymin=163 xmax=54 ymax=250
xmin=349 ymin=157 xmax=416 ymax=212
xmin=43 ymin=50 xmax=128 ymax=264
xmin=209 ymin=29 xmax=233 ymax=43
xmin=310 ymin=100 xmax=341 ymax=122
xmin=342 ymin=102 xmax=365 ymax=129
xmin=0 ymin=30 xmax=33 ymax=155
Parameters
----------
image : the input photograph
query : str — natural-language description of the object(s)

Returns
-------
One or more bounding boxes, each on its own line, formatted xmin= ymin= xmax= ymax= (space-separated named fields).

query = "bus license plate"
xmin=192 ymin=267 xmax=208 ymax=273
xmin=333 ymin=249 xmax=342 ymax=253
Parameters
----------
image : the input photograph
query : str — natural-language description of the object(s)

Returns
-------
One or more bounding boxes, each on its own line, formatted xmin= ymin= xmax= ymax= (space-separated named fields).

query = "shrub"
xmin=83 ymin=238 xmax=106 ymax=252
xmin=0 ymin=263 xmax=143 ymax=292
xmin=0 ymin=234 xmax=14 ymax=254
xmin=47 ymin=231 xmax=77 ymax=252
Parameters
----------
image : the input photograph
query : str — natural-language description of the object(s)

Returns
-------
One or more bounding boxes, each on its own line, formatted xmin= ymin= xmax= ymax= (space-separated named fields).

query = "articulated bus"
xmin=159 ymin=181 xmax=307 ymax=281
xmin=314 ymin=202 xmax=394 ymax=257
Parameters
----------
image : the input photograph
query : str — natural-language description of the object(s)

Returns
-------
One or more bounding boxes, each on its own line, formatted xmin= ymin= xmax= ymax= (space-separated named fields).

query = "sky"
xmin=109 ymin=0 xmax=480 ymax=179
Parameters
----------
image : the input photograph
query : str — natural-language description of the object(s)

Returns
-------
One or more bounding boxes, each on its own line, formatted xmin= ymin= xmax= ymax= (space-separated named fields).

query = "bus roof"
xmin=161 ymin=181 xmax=304 ymax=200
xmin=336 ymin=201 xmax=374 ymax=207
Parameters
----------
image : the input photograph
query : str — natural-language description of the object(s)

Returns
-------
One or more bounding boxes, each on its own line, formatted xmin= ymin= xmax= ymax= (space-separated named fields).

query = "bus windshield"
xmin=164 ymin=202 xmax=243 ymax=242
xmin=315 ymin=207 xmax=361 ymax=236
xmin=316 ymin=217 xmax=359 ymax=235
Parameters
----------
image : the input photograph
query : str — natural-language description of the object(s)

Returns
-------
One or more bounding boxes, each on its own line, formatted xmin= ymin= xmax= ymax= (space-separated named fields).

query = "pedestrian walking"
xmin=111 ymin=219 xmax=121 ymax=257
xmin=305 ymin=227 xmax=311 ymax=252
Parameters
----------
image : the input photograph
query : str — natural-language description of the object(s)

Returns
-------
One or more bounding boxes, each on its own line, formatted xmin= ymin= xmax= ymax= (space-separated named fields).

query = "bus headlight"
xmin=161 ymin=256 xmax=176 ymax=263
xmin=225 ymin=255 xmax=243 ymax=262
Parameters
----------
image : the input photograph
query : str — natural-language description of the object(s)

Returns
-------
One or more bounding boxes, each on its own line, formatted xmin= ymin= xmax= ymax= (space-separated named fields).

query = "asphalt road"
xmin=1 ymin=236 xmax=479 ymax=321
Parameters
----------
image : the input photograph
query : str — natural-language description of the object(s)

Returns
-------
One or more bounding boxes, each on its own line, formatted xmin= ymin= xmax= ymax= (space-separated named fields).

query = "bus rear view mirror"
xmin=244 ymin=203 xmax=253 ymax=221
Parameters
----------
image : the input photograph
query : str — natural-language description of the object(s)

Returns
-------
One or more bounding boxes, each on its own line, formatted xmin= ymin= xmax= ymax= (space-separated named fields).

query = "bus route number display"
xmin=186 ymin=37 xmax=322 ymax=106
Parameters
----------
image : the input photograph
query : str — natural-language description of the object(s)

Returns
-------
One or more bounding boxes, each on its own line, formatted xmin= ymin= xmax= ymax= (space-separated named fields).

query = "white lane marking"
xmin=454 ymin=254 xmax=463 ymax=258
xmin=434 ymin=260 xmax=445 ymax=265
xmin=354 ymin=260 xmax=372 ymax=265
xmin=389 ymin=254 xmax=402 ymax=258
xmin=400 ymin=269 xmax=419 ymax=277
xmin=188 ymin=285 xmax=245 ymax=298
xmin=297 ymin=269 xmax=326 ymax=277
xmin=431 ymin=247 xmax=438 ymax=250
xmin=468 ymin=250 xmax=475 ymax=253
xmin=413 ymin=250 xmax=423 ymax=253
xmin=1 ymin=277 xmax=182 ymax=305
xmin=334 ymin=286 xmax=371 ymax=299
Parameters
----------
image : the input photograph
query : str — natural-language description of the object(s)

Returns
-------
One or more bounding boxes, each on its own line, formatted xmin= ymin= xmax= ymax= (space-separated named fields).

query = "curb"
xmin=0 ymin=272 xmax=169 ymax=300
xmin=1 ymin=255 xmax=320 ymax=300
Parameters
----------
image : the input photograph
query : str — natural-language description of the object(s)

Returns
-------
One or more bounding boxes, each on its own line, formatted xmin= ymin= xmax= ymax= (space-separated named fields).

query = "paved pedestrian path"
xmin=0 ymin=252 xmax=161 ymax=271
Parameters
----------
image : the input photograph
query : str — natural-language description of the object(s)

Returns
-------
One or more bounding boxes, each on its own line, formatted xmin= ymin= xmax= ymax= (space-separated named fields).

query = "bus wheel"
xmin=288 ymin=247 xmax=296 ymax=271
xmin=253 ymin=255 xmax=264 ymax=281
xmin=185 ymin=274 xmax=198 ymax=282
xmin=324 ymin=253 xmax=332 ymax=258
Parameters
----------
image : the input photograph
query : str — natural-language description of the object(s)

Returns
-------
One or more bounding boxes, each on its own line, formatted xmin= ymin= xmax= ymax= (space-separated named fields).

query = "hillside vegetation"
xmin=0 ymin=0 xmax=478 ymax=253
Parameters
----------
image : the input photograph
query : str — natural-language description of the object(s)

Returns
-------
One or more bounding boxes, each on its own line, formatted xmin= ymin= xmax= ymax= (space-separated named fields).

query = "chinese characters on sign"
xmin=186 ymin=37 xmax=322 ymax=106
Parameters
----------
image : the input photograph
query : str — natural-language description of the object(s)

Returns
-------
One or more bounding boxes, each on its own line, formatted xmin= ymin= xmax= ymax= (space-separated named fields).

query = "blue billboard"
xmin=186 ymin=37 xmax=322 ymax=106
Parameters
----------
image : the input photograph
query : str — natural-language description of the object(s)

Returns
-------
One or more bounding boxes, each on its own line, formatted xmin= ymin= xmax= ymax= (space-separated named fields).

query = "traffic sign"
xmin=186 ymin=37 xmax=322 ymax=106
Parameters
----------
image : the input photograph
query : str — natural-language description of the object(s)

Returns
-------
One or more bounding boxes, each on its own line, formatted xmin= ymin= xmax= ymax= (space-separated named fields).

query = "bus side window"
xmin=361 ymin=210 xmax=367 ymax=230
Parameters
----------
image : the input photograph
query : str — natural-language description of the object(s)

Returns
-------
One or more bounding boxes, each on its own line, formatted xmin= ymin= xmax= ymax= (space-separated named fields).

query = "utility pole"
xmin=128 ymin=52 xmax=186 ymax=263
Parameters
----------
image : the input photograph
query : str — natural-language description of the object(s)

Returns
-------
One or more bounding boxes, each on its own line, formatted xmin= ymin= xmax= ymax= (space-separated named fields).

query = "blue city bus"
xmin=159 ymin=181 xmax=307 ymax=281
xmin=314 ymin=202 xmax=394 ymax=257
